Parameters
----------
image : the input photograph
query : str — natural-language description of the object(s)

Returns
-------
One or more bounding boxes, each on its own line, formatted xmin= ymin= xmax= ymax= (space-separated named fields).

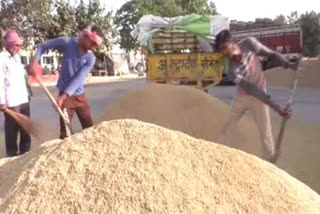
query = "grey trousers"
xmin=219 ymin=94 xmax=275 ymax=161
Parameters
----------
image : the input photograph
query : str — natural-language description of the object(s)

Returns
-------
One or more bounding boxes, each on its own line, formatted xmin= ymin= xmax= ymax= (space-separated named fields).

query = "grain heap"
xmin=1 ymin=119 xmax=320 ymax=213
xmin=101 ymin=83 xmax=261 ymax=156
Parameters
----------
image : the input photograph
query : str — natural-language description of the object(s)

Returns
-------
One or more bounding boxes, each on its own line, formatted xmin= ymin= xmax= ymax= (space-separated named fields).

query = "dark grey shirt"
xmin=227 ymin=37 xmax=289 ymax=103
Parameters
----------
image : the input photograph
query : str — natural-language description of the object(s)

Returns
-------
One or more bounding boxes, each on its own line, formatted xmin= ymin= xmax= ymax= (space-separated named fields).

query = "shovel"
xmin=272 ymin=60 xmax=302 ymax=163
xmin=34 ymin=75 xmax=73 ymax=137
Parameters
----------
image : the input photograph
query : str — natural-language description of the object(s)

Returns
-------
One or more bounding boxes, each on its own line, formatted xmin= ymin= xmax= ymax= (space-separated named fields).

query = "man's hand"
xmin=57 ymin=93 xmax=68 ymax=110
xmin=270 ymin=102 xmax=292 ymax=118
xmin=288 ymin=60 xmax=300 ymax=70
xmin=27 ymin=61 xmax=41 ymax=79
xmin=0 ymin=104 xmax=7 ymax=112
xmin=278 ymin=106 xmax=292 ymax=118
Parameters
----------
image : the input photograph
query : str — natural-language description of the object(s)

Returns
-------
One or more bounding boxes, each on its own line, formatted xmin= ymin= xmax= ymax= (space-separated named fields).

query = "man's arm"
xmin=237 ymin=78 xmax=287 ymax=115
xmin=228 ymin=70 xmax=290 ymax=117
xmin=24 ymin=69 xmax=33 ymax=97
xmin=33 ymin=37 xmax=70 ymax=63
xmin=245 ymin=37 xmax=298 ymax=70
xmin=29 ymin=38 xmax=70 ymax=77
xmin=0 ymin=59 xmax=7 ymax=111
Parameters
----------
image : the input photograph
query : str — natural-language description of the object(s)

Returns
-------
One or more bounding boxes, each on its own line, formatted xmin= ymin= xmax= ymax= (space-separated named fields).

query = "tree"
xmin=287 ymin=11 xmax=299 ymax=24
xmin=274 ymin=11 xmax=320 ymax=57
xmin=48 ymin=0 xmax=77 ymax=38
xmin=0 ymin=0 xmax=115 ymax=50
xmin=83 ymin=0 xmax=116 ymax=50
xmin=274 ymin=15 xmax=287 ymax=25
xmin=180 ymin=0 xmax=217 ymax=15
xmin=115 ymin=0 xmax=218 ymax=52
xmin=0 ymin=0 xmax=54 ymax=47
xmin=114 ymin=0 xmax=141 ymax=52
xmin=72 ymin=0 xmax=115 ymax=49
xmin=46 ymin=0 xmax=115 ymax=50
xmin=298 ymin=11 xmax=320 ymax=57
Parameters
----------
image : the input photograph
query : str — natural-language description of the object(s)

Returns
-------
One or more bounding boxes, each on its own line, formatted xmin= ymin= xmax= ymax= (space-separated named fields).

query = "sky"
xmin=103 ymin=0 xmax=320 ymax=21
xmin=213 ymin=0 xmax=320 ymax=21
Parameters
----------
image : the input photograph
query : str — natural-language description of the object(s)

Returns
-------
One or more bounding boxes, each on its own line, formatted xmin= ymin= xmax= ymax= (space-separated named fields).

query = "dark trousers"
xmin=59 ymin=93 xmax=93 ymax=139
xmin=4 ymin=102 xmax=31 ymax=157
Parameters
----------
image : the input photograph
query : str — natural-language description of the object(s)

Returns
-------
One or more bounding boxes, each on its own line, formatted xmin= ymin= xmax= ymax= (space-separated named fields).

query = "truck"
xmin=232 ymin=24 xmax=303 ymax=60
xmin=131 ymin=14 xmax=230 ymax=91
xmin=133 ymin=15 xmax=303 ymax=88
xmin=145 ymin=29 xmax=226 ymax=91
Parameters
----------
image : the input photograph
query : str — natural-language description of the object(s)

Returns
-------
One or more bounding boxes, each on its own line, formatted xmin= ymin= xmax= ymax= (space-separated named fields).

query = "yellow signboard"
xmin=147 ymin=53 xmax=224 ymax=83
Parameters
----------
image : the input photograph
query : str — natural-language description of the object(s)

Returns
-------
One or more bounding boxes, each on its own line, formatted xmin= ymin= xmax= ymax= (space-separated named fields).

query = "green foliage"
xmin=298 ymin=11 xmax=320 ymax=57
xmin=0 ymin=0 xmax=54 ymax=47
xmin=274 ymin=11 xmax=320 ymax=57
xmin=0 ymin=0 xmax=115 ymax=50
xmin=287 ymin=11 xmax=299 ymax=24
xmin=274 ymin=15 xmax=287 ymax=25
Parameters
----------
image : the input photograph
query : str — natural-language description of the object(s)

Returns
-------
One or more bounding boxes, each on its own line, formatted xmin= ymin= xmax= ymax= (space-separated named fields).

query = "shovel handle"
xmin=273 ymin=59 xmax=302 ymax=163
xmin=35 ymin=76 xmax=73 ymax=135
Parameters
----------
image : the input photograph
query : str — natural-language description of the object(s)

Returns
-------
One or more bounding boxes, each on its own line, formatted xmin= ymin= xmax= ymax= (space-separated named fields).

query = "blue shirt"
xmin=34 ymin=37 xmax=95 ymax=96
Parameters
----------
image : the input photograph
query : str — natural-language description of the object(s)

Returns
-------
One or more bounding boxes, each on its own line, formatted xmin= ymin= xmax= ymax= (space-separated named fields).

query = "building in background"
xmin=19 ymin=49 xmax=60 ymax=75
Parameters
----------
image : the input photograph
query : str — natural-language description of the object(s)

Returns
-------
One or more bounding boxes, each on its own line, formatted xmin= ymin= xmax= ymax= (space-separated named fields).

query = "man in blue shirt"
xmin=29 ymin=24 xmax=103 ymax=139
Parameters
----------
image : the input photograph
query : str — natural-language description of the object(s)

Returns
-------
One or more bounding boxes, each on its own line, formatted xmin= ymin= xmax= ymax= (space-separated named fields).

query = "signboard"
xmin=147 ymin=53 xmax=224 ymax=82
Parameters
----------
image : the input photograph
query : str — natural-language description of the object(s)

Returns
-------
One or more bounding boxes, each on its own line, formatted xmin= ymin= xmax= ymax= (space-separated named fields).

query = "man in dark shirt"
xmin=216 ymin=30 xmax=299 ymax=162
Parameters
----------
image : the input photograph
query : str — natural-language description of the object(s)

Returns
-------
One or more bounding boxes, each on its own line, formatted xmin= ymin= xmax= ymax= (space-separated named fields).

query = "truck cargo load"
xmin=131 ymin=14 xmax=230 ymax=91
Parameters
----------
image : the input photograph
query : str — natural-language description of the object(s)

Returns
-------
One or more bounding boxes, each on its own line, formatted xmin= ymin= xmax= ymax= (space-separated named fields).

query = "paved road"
xmin=1 ymin=78 xmax=319 ymax=137
xmin=210 ymin=85 xmax=320 ymax=124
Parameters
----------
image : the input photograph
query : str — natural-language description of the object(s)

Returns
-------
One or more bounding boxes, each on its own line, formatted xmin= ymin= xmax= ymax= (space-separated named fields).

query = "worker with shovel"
xmin=0 ymin=30 xmax=32 ymax=157
xmin=29 ymin=24 xmax=104 ymax=139
xmin=216 ymin=30 xmax=299 ymax=163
